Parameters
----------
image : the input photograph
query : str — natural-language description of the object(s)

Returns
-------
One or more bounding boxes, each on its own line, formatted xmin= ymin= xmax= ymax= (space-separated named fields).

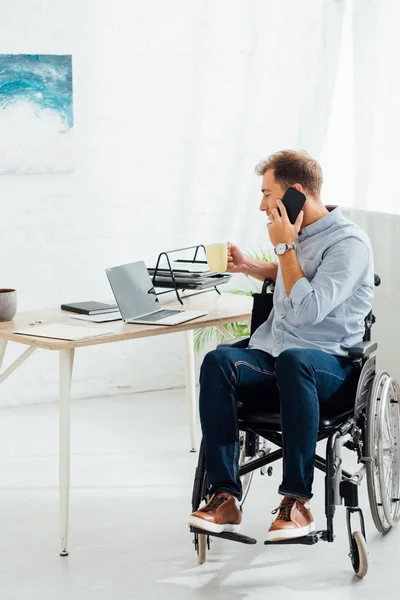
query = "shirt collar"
xmin=298 ymin=207 xmax=342 ymax=240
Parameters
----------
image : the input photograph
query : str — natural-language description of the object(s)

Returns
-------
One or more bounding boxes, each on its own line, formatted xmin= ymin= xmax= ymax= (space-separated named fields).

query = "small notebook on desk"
xmin=60 ymin=301 xmax=118 ymax=315
xmin=13 ymin=324 xmax=113 ymax=341
xmin=70 ymin=312 xmax=122 ymax=323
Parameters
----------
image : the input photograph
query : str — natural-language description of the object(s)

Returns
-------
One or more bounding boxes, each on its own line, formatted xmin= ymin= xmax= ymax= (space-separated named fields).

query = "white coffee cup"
xmin=0 ymin=288 xmax=17 ymax=322
xmin=205 ymin=242 xmax=228 ymax=272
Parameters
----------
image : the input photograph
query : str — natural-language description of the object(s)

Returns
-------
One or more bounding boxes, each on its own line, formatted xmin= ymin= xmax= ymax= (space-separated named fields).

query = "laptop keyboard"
xmin=132 ymin=309 xmax=184 ymax=322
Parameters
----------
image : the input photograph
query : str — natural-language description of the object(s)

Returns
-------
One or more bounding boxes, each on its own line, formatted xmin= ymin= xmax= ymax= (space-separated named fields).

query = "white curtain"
xmin=321 ymin=0 xmax=400 ymax=308
xmin=322 ymin=0 xmax=400 ymax=215
xmin=320 ymin=0 xmax=400 ymax=380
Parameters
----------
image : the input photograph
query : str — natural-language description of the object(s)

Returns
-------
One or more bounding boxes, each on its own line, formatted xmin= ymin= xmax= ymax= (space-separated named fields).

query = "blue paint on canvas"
xmin=0 ymin=54 xmax=73 ymax=129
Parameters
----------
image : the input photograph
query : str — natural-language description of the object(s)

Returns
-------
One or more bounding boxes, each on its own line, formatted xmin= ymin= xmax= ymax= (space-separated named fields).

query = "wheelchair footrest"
xmin=264 ymin=531 xmax=322 ymax=546
xmin=191 ymin=526 xmax=257 ymax=545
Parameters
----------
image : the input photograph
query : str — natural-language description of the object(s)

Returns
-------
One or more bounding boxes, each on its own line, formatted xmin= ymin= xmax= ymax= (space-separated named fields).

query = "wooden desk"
xmin=0 ymin=292 xmax=252 ymax=555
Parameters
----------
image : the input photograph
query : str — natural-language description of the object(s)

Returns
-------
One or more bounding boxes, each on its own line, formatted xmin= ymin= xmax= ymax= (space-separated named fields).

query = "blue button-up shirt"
xmin=249 ymin=208 xmax=374 ymax=357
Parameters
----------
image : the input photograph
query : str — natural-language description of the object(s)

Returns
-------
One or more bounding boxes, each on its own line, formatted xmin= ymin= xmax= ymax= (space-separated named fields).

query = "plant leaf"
xmin=229 ymin=290 xmax=254 ymax=296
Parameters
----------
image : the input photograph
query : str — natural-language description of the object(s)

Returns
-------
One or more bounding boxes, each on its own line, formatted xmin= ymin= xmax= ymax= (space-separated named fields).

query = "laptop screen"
xmin=106 ymin=261 xmax=161 ymax=320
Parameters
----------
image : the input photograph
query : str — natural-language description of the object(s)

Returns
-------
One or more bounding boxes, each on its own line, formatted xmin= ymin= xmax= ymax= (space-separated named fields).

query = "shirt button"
xmin=280 ymin=312 xmax=284 ymax=316
xmin=276 ymin=340 xmax=281 ymax=344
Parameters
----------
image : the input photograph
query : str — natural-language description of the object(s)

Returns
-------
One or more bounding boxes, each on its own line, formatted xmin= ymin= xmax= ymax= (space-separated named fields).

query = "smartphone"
xmin=278 ymin=187 xmax=306 ymax=224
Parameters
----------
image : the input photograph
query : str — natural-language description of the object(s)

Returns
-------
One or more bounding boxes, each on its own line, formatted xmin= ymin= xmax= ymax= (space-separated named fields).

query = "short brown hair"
xmin=255 ymin=150 xmax=323 ymax=195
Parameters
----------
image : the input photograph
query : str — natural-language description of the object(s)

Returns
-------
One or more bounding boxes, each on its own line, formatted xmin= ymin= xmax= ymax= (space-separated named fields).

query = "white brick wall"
xmin=0 ymin=0 xmax=345 ymax=407
xmin=342 ymin=210 xmax=400 ymax=383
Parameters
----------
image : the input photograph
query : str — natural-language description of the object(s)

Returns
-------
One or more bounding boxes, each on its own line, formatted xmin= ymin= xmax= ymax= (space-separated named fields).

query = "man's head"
xmin=256 ymin=150 xmax=323 ymax=221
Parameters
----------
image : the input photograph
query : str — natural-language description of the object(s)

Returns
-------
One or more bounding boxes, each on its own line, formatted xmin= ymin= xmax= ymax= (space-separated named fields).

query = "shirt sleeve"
xmin=289 ymin=236 xmax=370 ymax=326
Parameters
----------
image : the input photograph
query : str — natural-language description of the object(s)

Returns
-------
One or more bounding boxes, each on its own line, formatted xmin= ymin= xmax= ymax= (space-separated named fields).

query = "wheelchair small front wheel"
xmin=350 ymin=531 xmax=368 ymax=578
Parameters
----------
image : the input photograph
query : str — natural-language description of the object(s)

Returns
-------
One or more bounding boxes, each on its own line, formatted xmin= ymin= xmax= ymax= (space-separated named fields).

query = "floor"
xmin=0 ymin=388 xmax=398 ymax=600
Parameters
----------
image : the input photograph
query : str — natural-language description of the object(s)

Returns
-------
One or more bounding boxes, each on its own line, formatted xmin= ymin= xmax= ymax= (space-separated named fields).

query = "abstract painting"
xmin=0 ymin=54 xmax=73 ymax=174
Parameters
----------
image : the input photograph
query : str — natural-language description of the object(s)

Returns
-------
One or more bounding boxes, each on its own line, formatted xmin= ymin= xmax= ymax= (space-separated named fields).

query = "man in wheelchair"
xmin=188 ymin=150 xmax=375 ymax=542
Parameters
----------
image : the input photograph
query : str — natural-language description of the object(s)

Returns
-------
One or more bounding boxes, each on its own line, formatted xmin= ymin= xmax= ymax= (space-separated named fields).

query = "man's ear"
xmin=291 ymin=183 xmax=304 ymax=194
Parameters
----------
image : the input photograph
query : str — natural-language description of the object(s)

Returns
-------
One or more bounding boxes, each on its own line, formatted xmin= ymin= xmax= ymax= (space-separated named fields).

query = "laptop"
xmin=105 ymin=261 xmax=208 ymax=326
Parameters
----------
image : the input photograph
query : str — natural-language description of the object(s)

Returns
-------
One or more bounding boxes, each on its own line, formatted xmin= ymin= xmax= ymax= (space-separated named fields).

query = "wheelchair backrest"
xmin=249 ymin=278 xmax=275 ymax=336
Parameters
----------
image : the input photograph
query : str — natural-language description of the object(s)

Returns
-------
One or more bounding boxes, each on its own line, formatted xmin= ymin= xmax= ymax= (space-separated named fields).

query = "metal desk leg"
xmin=59 ymin=348 xmax=75 ymax=557
xmin=184 ymin=330 xmax=197 ymax=452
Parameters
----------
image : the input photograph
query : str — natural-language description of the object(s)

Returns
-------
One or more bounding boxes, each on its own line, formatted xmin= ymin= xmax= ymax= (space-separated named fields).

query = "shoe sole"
xmin=188 ymin=516 xmax=241 ymax=534
xmin=266 ymin=522 xmax=316 ymax=542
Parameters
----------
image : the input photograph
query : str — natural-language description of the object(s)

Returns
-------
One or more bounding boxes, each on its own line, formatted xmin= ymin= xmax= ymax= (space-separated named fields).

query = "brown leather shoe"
xmin=188 ymin=493 xmax=242 ymax=534
xmin=267 ymin=495 xmax=315 ymax=541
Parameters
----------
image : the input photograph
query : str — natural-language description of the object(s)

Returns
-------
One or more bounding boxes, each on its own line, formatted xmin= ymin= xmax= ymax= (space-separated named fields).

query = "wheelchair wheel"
xmin=366 ymin=371 xmax=400 ymax=532
xmin=378 ymin=377 xmax=400 ymax=526
xmin=350 ymin=531 xmax=368 ymax=578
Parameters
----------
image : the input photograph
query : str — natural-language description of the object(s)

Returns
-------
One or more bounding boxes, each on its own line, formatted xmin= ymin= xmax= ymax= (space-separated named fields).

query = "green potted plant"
xmin=194 ymin=248 xmax=274 ymax=352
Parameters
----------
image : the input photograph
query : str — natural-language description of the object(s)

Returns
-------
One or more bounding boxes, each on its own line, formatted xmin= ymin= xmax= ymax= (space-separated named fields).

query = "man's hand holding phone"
xmin=267 ymin=197 xmax=304 ymax=247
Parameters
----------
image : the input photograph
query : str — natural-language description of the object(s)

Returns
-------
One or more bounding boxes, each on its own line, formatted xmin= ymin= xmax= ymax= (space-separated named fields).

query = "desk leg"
xmin=184 ymin=330 xmax=197 ymax=452
xmin=59 ymin=348 xmax=75 ymax=557
xmin=0 ymin=340 xmax=7 ymax=371
xmin=215 ymin=325 xmax=235 ymax=339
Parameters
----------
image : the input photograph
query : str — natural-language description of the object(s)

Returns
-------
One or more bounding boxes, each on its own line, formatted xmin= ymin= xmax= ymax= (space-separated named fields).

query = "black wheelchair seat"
xmin=238 ymin=403 xmax=353 ymax=432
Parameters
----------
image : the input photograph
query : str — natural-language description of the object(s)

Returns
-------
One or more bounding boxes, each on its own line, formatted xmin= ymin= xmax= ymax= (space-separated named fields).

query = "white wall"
xmin=342 ymin=210 xmax=400 ymax=382
xmin=321 ymin=0 xmax=400 ymax=382
xmin=0 ymin=0 xmax=344 ymax=407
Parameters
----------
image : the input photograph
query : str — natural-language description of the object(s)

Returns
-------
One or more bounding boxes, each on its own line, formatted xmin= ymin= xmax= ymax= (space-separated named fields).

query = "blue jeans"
xmin=199 ymin=347 xmax=360 ymax=500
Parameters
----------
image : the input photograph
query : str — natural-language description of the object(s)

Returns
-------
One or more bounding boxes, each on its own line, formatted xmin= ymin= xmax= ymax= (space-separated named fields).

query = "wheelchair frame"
xmin=190 ymin=275 xmax=400 ymax=578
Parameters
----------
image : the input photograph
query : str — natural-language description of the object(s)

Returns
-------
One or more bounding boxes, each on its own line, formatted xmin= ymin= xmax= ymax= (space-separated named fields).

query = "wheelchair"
xmin=190 ymin=273 xmax=400 ymax=578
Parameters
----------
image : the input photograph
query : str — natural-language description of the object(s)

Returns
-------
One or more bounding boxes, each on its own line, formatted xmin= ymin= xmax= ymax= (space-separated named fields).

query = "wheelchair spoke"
xmin=386 ymin=465 xmax=395 ymax=509
xmin=389 ymin=396 xmax=395 ymax=431
xmin=384 ymin=414 xmax=393 ymax=443
xmin=385 ymin=406 xmax=395 ymax=445
xmin=383 ymin=431 xmax=391 ymax=448
xmin=384 ymin=459 xmax=392 ymax=496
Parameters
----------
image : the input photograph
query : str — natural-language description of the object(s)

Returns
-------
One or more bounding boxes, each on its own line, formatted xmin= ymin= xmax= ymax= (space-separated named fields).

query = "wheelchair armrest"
xmin=217 ymin=337 xmax=250 ymax=349
xmin=348 ymin=340 xmax=377 ymax=358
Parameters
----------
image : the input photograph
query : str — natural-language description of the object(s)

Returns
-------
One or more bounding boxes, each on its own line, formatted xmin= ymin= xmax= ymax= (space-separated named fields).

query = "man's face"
xmin=259 ymin=170 xmax=287 ymax=220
